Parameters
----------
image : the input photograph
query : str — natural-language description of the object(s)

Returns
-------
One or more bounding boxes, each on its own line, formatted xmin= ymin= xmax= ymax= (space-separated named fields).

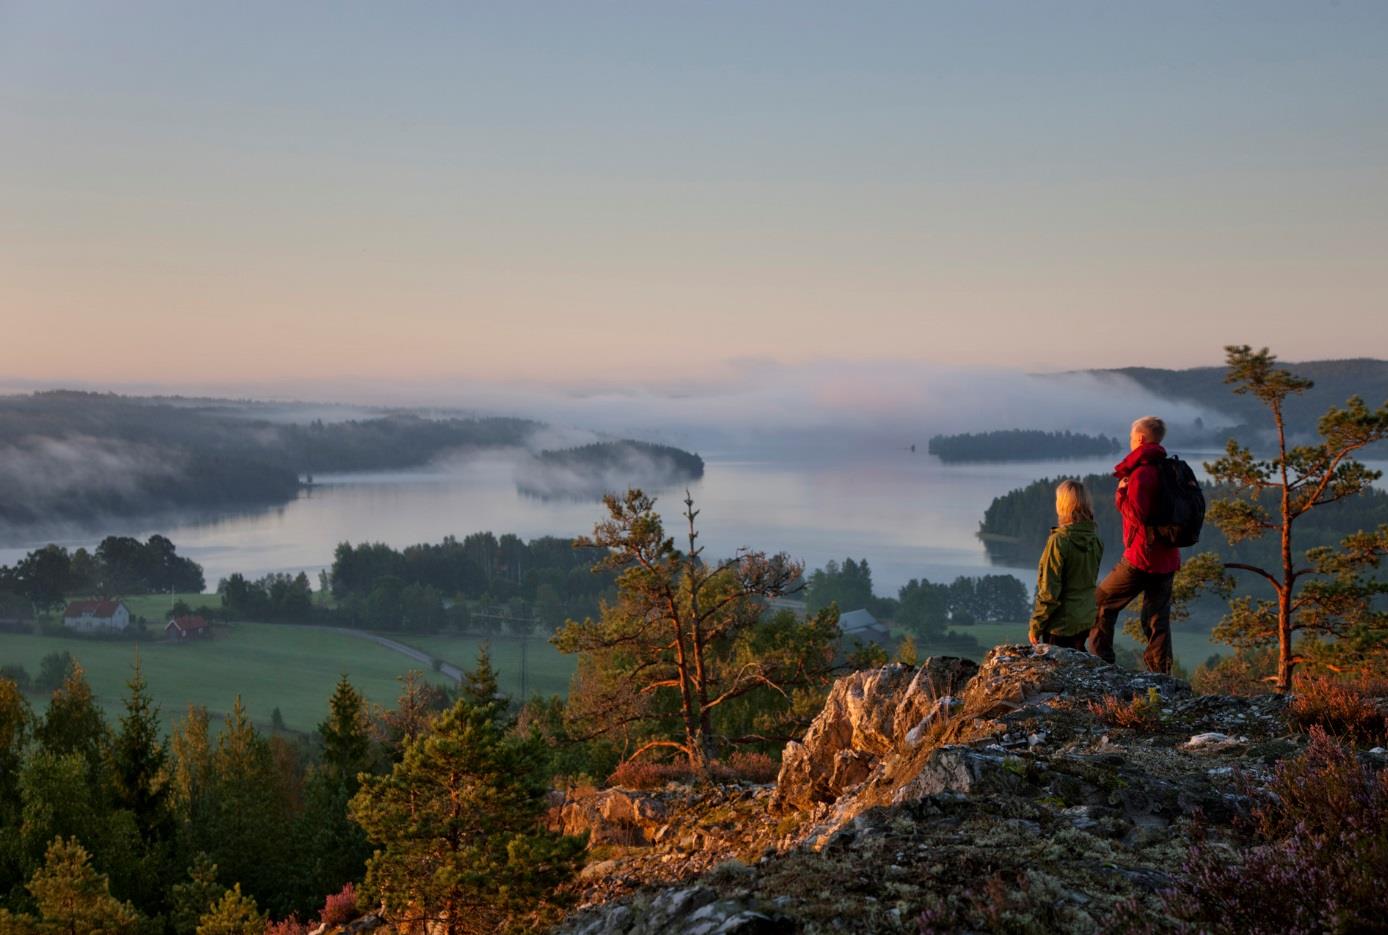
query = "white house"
xmin=63 ymin=599 xmax=131 ymax=632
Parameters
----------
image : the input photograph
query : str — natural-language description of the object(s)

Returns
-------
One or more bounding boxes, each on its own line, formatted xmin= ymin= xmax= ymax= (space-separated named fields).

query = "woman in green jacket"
xmin=1028 ymin=479 xmax=1103 ymax=649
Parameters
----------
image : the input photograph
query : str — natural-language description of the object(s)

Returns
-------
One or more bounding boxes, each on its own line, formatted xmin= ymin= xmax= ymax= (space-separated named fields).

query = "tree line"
xmin=0 ymin=536 xmax=205 ymax=612
xmin=805 ymin=557 xmax=1030 ymax=633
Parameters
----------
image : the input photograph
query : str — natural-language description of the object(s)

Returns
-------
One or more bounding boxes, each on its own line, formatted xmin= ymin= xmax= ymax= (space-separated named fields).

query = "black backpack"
xmin=1147 ymin=456 xmax=1206 ymax=548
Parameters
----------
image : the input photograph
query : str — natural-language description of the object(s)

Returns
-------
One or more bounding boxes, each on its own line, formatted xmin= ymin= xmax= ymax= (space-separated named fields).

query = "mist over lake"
xmin=0 ymin=446 xmax=1200 ymax=597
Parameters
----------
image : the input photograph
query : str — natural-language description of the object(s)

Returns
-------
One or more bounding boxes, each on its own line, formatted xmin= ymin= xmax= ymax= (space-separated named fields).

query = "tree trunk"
xmin=1276 ymin=406 xmax=1296 ymax=693
xmin=1277 ymin=587 xmax=1294 ymax=692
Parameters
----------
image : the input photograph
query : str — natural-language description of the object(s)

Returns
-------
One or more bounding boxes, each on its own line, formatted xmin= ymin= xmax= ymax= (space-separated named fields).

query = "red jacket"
xmin=1114 ymin=443 xmax=1181 ymax=574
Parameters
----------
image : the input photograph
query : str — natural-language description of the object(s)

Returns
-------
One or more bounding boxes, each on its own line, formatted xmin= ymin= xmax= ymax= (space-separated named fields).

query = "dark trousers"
xmin=1088 ymin=560 xmax=1175 ymax=674
xmin=1040 ymin=630 xmax=1088 ymax=650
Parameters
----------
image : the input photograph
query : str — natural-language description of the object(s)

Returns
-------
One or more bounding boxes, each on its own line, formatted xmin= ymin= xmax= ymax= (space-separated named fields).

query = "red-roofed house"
xmin=63 ymin=599 xmax=131 ymax=632
xmin=165 ymin=615 xmax=211 ymax=640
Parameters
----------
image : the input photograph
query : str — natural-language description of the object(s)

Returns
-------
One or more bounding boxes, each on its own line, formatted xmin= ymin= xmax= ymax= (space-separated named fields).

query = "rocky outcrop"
xmin=557 ymin=646 xmax=1296 ymax=934
xmin=772 ymin=658 xmax=977 ymax=812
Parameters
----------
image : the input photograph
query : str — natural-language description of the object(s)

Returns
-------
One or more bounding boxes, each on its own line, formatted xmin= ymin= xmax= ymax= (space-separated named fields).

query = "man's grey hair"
xmin=1131 ymin=415 xmax=1167 ymax=444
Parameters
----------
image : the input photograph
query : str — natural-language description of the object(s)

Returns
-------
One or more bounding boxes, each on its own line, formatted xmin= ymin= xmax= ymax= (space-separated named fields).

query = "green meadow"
xmin=0 ymin=622 xmax=457 ymax=734
xmin=390 ymin=633 xmax=576 ymax=700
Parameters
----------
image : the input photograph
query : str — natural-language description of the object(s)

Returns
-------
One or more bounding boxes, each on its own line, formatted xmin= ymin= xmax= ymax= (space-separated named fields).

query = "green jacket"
xmin=1029 ymin=520 xmax=1103 ymax=640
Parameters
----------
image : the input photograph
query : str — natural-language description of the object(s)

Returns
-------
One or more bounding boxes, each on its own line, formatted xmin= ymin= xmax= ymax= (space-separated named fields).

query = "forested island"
xmin=928 ymin=429 xmax=1121 ymax=463
xmin=515 ymin=440 xmax=704 ymax=500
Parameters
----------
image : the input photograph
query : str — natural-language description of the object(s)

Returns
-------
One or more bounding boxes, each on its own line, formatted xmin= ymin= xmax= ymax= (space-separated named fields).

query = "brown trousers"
xmin=1088 ymin=559 xmax=1174 ymax=674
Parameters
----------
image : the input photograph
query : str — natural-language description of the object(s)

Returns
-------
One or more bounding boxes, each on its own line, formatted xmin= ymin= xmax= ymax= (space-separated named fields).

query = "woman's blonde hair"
xmin=1055 ymin=479 xmax=1094 ymax=524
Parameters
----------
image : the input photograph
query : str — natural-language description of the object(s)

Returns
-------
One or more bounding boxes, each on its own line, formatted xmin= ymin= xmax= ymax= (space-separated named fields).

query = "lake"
xmin=0 ymin=447 xmax=1248 ymax=595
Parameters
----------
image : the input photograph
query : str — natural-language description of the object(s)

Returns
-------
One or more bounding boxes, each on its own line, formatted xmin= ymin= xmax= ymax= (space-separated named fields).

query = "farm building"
xmin=63 ymin=599 xmax=131 ymax=632
xmin=838 ymin=608 xmax=893 ymax=651
xmin=165 ymin=615 xmax=211 ymax=639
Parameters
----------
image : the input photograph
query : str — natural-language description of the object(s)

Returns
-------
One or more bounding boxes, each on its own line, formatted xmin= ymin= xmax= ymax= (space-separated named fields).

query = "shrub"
xmin=0 ymin=665 xmax=30 ymax=692
xmin=1287 ymin=675 xmax=1388 ymax=747
xmin=264 ymin=916 xmax=307 ymax=935
xmin=1191 ymin=648 xmax=1277 ymax=696
xmin=1087 ymin=688 xmax=1163 ymax=731
xmin=319 ymin=883 xmax=357 ymax=926
xmin=1157 ymin=728 xmax=1388 ymax=934
xmin=607 ymin=759 xmax=697 ymax=790
xmin=34 ymin=652 xmax=75 ymax=693
xmin=726 ymin=750 xmax=779 ymax=784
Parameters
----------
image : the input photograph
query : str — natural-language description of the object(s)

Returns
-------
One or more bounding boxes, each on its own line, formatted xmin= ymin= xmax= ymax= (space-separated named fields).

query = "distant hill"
xmin=1082 ymin=357 xmax=1388 ymax=442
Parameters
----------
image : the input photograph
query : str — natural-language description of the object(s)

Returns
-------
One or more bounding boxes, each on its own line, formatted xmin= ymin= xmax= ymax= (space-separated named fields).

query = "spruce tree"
xmin=349 ymin=700 xmax=585 ymax=934
xmin=319 ymin=676 xmax=372 ymax=789
xmin=299 ymin=677 xmax=375 ymax=907
xmin=206 ymin=698 xmax=296 ymax=917
xmin=110 ymin=655 xmax=171 ymax=838
xmin=0 ymin=679 xmax=32 ymax=901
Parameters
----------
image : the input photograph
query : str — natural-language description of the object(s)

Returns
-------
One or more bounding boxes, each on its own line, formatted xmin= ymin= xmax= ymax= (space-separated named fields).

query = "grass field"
xmin=917 ymin=620 xmax=1226 ymax=673
xmin=0 ymin=622 xmax=454 ymax=734
xmin=389 ymin=633 xmax=576 ymax=700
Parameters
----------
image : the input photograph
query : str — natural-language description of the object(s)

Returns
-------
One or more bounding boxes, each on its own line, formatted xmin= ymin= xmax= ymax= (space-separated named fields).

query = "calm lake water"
xmin=0 ymin=448 xmax=1154 ymax=594
xmin=6 ymin=448 xmax=1384 ymax=598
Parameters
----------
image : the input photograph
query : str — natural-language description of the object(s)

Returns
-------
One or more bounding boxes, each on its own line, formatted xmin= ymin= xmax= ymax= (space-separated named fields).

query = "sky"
xmin=2 ymin=1 xmax=1386 ymax=393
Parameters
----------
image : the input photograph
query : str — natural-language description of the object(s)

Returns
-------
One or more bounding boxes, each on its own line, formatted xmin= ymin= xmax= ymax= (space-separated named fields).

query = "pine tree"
xmin=349 ymin=700 xmax=585 ymax=935
xmin=459 ymin=645 xmax=506 ymax=723
xmin=377 ymin=670 xmax=448 ymax=759
xmin=195 ymin=884 xmax=265 ymax=935
xmin=1197 ymin=346 xmax=1388 ymax=690
xmin=169 ymin=854 xmax=226 ymax=935
xmin=553 ymin=489 xmax=836 ymax=772
xmin=170 ymin=705 xmax=215 ymax=861
xmin=23 ymin=837 xmax=141 ymax=934
xmin=35 ymin=665 xmax=108 ymax=782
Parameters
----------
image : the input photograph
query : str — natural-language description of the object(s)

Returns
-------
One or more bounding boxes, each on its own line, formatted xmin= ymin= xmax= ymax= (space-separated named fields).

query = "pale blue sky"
xmin=2 ymin=1 xmax=1385 ymax=386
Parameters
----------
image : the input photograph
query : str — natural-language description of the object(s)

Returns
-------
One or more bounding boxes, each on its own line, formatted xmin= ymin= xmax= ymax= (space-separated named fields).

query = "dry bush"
xmin=1087 ymin=688 xmax=1163 ymax=731
xmin=606 ymin=751 xmax=781 ymax=789
xmin=319 ymin=883 xmax=358 ymax=926
xmin=607 ymin=759 xmax=698 ymax=790
xmin=725 ymin=750 xmax=779 ymax=784
xmin=1287 ymin=675 xmax=1388 ymax=748
xmin=264 ymin=917 xmax=307 ymax=935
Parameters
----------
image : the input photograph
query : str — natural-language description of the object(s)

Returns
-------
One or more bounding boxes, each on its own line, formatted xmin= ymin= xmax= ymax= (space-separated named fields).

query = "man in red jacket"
xmin=1087 ymin=415 xmax=1180 ymax=673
